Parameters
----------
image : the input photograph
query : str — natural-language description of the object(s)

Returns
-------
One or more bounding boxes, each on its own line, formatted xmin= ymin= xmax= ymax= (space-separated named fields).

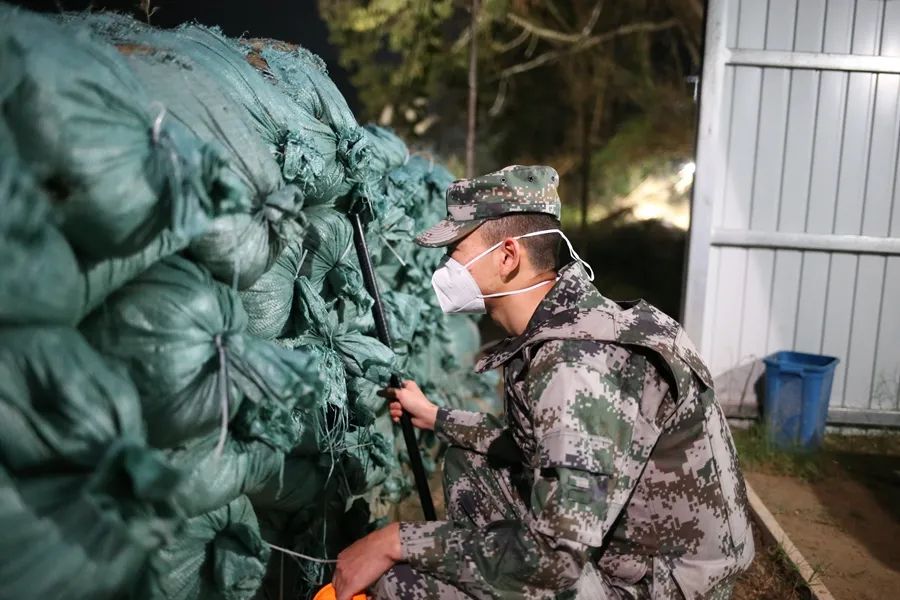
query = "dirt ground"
xmin=743 ymin=435 xmax=900 ymax=600
xmin=732 ymin=522 xmax=809 ymax=600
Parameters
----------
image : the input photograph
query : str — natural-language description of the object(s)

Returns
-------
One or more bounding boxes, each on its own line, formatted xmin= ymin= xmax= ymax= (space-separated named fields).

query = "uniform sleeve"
xmin=433 ymin=407 xmax=507 ymax=454
xmin=399 ymin=343 xmax=654 ymax=593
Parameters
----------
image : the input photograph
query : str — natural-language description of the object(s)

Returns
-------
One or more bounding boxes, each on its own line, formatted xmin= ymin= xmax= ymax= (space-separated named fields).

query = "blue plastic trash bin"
xmin=762 ymin=351 xmax=839 ymax=449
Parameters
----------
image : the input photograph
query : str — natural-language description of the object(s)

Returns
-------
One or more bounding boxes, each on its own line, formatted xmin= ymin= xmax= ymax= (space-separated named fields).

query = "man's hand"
xmin=332 ymin=522 xmax=402 ymax=600
xmin=377 ymin=380 xmax=438 ymax=431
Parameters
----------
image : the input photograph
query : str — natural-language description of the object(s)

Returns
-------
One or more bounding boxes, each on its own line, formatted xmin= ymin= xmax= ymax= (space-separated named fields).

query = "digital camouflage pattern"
xmin=415 ymin=165 xmax=561 ymax=248
xmin=373 ymin=261 xmax=754 ymax=599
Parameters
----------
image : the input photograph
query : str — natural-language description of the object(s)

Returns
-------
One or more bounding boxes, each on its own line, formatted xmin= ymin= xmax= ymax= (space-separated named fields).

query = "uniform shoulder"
xmin=528 ymin=338 xmax=629 ymax=375
xmin=527 ymin=338 xmax=669 ymax=392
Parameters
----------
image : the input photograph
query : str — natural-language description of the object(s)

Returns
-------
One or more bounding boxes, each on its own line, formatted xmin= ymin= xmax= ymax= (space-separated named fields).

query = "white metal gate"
xmin=684 ymin=0 xmax=900 ymax=426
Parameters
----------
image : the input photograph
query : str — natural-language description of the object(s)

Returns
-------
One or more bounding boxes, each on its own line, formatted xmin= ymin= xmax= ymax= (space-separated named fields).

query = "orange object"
xmin=313 ymin=583 xmax=367 ymax=600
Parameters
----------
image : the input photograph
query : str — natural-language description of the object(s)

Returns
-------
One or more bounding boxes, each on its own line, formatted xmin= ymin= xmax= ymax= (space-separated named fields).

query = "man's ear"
xmin=497 ymin=238 xmax=522 ymax=279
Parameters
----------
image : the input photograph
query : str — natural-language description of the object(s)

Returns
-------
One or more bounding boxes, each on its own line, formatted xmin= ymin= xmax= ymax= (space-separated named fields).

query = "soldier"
xmin=332 ymin=165 xmax=754 ymax=599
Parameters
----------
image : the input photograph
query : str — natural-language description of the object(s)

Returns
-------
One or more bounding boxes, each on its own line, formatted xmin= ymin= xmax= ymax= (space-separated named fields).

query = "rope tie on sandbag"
xmin=266 ymin=543 xmax=338 ymax=564
xmin=213 ymin=333 xmax=230 ymax=457
xmin=150 ymin=101 xmax=167 ymax=144
xmin=336 ymin=238 xmax=353 ymax=265
xmin=378 ymin=234 xmax=407 ymax=267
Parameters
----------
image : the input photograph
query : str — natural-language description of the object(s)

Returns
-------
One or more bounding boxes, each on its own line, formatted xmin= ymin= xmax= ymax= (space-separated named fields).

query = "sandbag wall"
xmin=0 ymin=6 xmax=497 ymax=600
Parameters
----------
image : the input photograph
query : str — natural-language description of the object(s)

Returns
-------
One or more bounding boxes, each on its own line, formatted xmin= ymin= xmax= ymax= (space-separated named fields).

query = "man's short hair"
xmin=476 ymin=213 xmax=561 ymax=273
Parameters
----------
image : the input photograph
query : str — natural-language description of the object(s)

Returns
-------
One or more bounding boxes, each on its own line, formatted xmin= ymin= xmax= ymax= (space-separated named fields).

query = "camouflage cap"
xmin=415 ymin=165 xmax=561 ymax=247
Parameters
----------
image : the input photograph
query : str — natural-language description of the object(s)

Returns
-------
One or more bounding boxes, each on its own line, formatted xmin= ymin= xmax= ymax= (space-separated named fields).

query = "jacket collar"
xmin=475 ymin=260 xmax=621 ymax=372
xmin=474 ymin=260 xmax=714 ymax=391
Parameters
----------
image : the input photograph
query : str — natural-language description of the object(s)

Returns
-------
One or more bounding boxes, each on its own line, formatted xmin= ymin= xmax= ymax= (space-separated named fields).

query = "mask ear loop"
xmin=461 ymin=228 xmax=595 ymax=281
xmin=513 ymin=229 xmax=596 ymax=281
xmin=461 ymin=239 xmax=505 ymax=269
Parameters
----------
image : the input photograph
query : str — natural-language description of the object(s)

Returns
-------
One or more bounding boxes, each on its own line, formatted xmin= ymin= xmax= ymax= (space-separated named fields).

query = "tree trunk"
xmin=466 ymin=0 xmax=479 ymax=178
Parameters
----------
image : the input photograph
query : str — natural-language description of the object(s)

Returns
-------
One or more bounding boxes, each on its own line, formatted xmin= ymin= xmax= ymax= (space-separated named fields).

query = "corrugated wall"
xmin=685 ymin=0 xmax=900 ymax=426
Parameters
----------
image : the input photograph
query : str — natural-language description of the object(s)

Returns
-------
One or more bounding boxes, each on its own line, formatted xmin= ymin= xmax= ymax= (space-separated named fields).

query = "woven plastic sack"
xmin=238 ymin=227 xmax=305 ymax=339
xmin=0 ymin=465 xmax=180 ymax=600
xmin=136 ymin=496 xmax=269 ymax=600
xmin=289 ymin=277 xmax=394 ymax=383
xmin=187 ymin=194 xmax=301 ymax=290
xmin=167 ymin=433 xmax=284 ymax=518
xmin=287 ymin=344 xmax=351 ymax=457
xmin=298 ymin=206 xmax=370 ymax=310
xmin=81 ymin=256 xmax=321 ymax=449
xmin=0 ymin=325 xmax=182 ymax=598
xmin=0 ymin=159 xmax=190 ymax=327
xmin=241 ymin=38 xmax=375 ymax=204
xmin=0 ymin=151 xmax=84 ymax=326
xmin=106 ymin=45 xmax=304 ymax=288
xmin=0 ymin=7 xmax=235 ymax=258
xmin=80 ymin=228 xmax=193 ymax=318
xmin=249 ymin=454 xmax=332 ymax=513
xmin=362 ymin=125 xmax=408 ymax=174
xmin=0 ymin=326 xmax=154 ymax=472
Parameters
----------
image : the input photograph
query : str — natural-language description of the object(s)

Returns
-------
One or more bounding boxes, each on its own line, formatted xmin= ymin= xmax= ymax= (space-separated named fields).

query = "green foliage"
xmin=320 ymin=0 xmax=702 ymax=219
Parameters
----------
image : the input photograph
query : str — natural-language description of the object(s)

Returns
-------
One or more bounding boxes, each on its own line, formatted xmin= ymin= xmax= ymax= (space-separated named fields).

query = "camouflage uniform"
xmin=374 ymin=167 xmax=754 ymax=599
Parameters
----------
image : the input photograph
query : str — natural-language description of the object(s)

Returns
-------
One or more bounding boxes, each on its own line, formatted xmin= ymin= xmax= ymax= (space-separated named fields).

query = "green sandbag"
xmin=249 ymin=454 xmax=331 ymax=513
xmin=187 ymin=199 xmax=299 ymax=290
xmin=0 ymin=155 xmax=85 ymax=326
xmin=238 ymin=228 xmax=305 ymax=340
xmin=243 ymin=38 xmax=376 ymax=204
xmin=0 ymin=165 xmax=190 ymax=325
xmin=167 ymin=433 xmax=284 ymax=518
xmin=81 ymin=256 xmax=322 ymax=450
xmin=363 ymin=125 xmax=408 ymax=174
xmin=298 ymin=206 xmax=370 ymax=310
xmin=0 ymin=326 xmax=153 ymax=473
xmin=136 ymin=496 xmax=269 ymax=600
xmin=108 ymin=44 xmax=304 ymax=289
xmin=0 ymin=452 xmax=180 ymax=599
xmin=287 ymin=344 xmax=351 ymax=456
xmin=0 ymin=6 xmax=235 ymax=259
xmin=289 ymin=277 xmax=394 ymax=383
xmin=251 ymin=427 xmax=390 ymax=514
xmin=346 ymin=289 xmax=425 ymax=346
xmin=74 ymin=12 xmax=367 ymax=208
xmin=168 ymin=26 xmax=364 ymax=202
xmin=80 ymin=228 xmax=193 ymax=318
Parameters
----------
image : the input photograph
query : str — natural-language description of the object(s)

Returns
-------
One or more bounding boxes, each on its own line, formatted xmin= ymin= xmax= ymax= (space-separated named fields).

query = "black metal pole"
xmin=349 ymin=210 xmax=437 ymax=521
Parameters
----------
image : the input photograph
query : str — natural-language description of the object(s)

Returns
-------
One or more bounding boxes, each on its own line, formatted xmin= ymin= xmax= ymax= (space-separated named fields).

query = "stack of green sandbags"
xmin=0 ymin=5 xmax=499 ymax=599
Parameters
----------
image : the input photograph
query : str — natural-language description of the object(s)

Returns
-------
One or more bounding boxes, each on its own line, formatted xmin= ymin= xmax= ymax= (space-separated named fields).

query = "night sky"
xmin=7 ymin=0 xmax=360 ymax=112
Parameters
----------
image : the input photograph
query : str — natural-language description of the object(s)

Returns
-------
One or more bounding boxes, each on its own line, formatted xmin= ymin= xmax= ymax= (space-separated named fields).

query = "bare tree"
xmin=466 ymin=0 xmax=480 ymax=178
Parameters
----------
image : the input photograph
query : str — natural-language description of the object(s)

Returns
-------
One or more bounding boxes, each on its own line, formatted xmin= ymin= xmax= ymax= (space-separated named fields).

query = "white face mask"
xmin=431 ymin=228 xmax=594 ymax=314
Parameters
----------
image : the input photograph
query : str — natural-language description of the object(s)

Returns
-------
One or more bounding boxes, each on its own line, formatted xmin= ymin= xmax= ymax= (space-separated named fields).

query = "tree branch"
xmin=493 ymin=28 xmax=530 ymax=53
xmin=499 ymin=18 xmax=680 ymax=79
xmin=580 ymin=1 xmax=605 ymax=37
xmin=507 ymin=13 xmax=584 ymax=44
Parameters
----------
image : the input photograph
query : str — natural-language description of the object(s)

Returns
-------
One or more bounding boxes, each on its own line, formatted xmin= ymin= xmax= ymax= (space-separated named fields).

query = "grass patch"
xmin=731 ymin=425 xmax=826 ymax=481
xmin=733 ymin=522 xmax=813 ymax=600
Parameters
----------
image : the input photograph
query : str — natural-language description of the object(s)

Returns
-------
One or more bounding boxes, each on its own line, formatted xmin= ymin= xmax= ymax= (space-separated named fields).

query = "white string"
xmin=337 ymin=238 xmax=353 ymax=264
xmin=267 ymin=542 xmax=339 ymax=564
xmin=462 ymin=228 xmax=595 ymax=281
xmin=213 ymin=334 xmax=229 ymax=457
xmin=379 ymin=234 xmax=408 ymax=267
xmin=150 ymin=101 xmax=167 ymax=144
xmin=479 ymin=277 xmax=556 ymax=299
